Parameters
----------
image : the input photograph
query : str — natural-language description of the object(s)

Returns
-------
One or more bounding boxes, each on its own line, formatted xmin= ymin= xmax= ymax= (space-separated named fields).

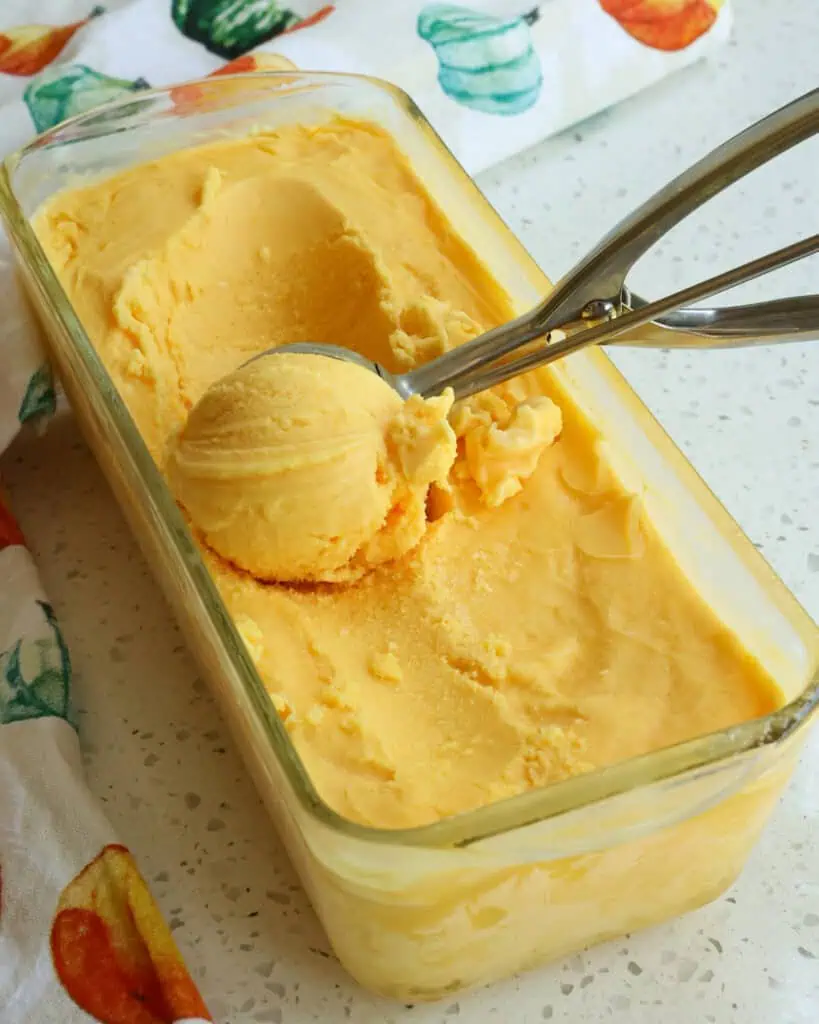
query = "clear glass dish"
xmin=1 ymin=72 xmax=817 ymax=1001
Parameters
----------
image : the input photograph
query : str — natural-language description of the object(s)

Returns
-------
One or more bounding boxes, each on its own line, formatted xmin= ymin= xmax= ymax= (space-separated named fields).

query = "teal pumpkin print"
xmin=171 ymin=0 xmax=299 ymax=59
xmin=23 ymin=64 xmax=149 ymax=133
xmin=418 ymin=3 xmax=543 ymax=116
xmin=0 ymin=602 xmax=72 ymax=726
xmin=18 ymin=363 xmax=56 ymax=425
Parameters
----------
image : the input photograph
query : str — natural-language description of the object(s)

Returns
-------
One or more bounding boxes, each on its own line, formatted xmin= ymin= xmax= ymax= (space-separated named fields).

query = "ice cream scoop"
xmin=166 ymin=353 xmax=456 ymax=584
xmin=248 ymin=88 xmax=819 ymax=402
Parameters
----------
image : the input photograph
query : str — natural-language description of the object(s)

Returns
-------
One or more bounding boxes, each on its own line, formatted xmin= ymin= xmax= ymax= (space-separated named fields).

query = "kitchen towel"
xmin=0 ymin=2 xmax=729 ymax=1020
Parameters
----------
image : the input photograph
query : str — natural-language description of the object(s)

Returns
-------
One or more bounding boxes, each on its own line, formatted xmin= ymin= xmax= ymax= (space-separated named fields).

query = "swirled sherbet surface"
xmin=34 ymin=118 xmax=779 ymax=829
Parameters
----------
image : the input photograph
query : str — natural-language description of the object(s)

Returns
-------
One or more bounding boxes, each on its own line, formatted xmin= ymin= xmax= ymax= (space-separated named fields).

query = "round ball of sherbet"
xmin=166 ymin=353 xmax=456 ymax=583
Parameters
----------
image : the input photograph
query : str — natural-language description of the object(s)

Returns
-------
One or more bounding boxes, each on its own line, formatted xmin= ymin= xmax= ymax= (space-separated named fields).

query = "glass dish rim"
xmin=1 ymin=69 xmax=817 ymax=852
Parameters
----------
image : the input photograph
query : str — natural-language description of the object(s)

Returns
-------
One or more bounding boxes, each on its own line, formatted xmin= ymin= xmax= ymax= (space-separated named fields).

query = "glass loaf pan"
xmin=1 ymin=73 xmax=817 ymax=1001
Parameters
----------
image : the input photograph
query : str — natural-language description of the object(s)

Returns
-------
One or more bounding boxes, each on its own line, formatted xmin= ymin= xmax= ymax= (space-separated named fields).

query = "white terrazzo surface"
xmin=3 ymin=2 xmax=818 ymax=1021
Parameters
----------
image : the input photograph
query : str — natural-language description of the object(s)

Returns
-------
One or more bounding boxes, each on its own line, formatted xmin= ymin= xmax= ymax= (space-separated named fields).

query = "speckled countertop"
xmin=3 ymin=2 xmax=818 ymax=1022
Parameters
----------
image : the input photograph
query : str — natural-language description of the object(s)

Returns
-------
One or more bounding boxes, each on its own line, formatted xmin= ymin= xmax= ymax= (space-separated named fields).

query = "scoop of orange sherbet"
xmin=167 ymin=353 xmax=456 ymax=583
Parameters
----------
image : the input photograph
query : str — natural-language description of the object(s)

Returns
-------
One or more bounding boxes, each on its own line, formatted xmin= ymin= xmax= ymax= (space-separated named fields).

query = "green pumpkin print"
xmin=171 ymin=0 xmax=300 ymax=60
xmin=23 ymin=64 xmax=149 ymax=133
xmin=418 ymin=3 xmax=543 ymax=116
xmin=18 ymin=363 xmax=56 ymax=425
xmin=0 ymin=602 xmax=72 ymax=726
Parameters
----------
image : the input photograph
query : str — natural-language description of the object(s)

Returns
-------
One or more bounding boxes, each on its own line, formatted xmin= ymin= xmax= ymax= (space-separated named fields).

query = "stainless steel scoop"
xmin=250 ymin=88 xmax=819 ymax=402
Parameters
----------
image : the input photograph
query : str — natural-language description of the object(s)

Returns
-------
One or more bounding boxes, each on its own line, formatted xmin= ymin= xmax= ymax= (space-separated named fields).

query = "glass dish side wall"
xmin=296 ymin=740 xmax=800 ymax=998
xmin=2 ymin=73 xmax=816 ymax=1000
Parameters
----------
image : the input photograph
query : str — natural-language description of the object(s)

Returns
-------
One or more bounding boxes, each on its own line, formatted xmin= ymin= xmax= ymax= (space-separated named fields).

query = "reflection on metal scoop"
xmin=248 ymin=88 xmax=819 ymax=402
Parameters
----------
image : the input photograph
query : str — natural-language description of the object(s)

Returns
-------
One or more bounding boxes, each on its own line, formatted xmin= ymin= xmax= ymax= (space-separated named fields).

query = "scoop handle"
xmin=621 ymin=292 xmax=819 ymax=346
xmin=420 ymin=233 xmax=819 ymax=400
xmin=403 ymin=87 xmax=819 ymax=400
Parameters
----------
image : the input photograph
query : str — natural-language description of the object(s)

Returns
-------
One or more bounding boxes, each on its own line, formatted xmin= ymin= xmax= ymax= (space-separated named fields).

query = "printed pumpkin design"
xmin=0 ymin=6 xmax=104 ymax=77
xmin=599 ymin=0 xmax=724 ymax=51
xmin=24 ymin=64 xmax=150 ymax=133
xmin=51 ymin=844 xmax=210 ymax=1024
xmin=170 ymin=50 xmax=297 ymax=112
xmin=417 ymin=4 xmax=543 ymax=116
xmin=0 ymin=496 xmax=25 ymax=550
xmin=18 ymin=363 xmax=57 ymax=424
xmin=0 ymin=601 xmax=72 ymax=726
xmin=171 ymin=0 xmax=333 ymax=60
xmin=280 ymin=4 xmax=334 ymax=36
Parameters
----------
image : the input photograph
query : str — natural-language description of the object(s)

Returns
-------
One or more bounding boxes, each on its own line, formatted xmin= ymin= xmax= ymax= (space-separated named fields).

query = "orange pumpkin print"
xmin=0 ymin=6 xmax=104 ymax=77
xmin=170 ymin=51 xmax=297 ymax=112
xmin=209 ymin=51 xmax=296 ymax=77
xmin=599 ymin=0 xmax=724 ymax=51
xmin=0 ymin=496 xmax=25 ymax=550
xmin=51 ymin=844 xmax=210 ymax=1024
